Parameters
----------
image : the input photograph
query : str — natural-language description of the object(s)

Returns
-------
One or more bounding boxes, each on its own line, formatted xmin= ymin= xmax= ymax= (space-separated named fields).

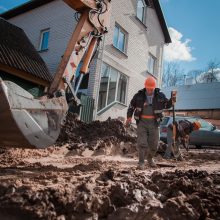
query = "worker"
xmin=164 ymin=120 xmax=201 ymax=160
xmin=125 ymin=76 xmax=174 ymax=169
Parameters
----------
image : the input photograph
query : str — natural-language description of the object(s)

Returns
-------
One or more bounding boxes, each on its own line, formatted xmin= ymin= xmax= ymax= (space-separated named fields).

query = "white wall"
xmin=9 ymin=0 xmax=77 ymax=75
xmin=95 ymin=0 xmax=165 ymax=121
xmin=8 ymin=0 xmax=166 ymax=121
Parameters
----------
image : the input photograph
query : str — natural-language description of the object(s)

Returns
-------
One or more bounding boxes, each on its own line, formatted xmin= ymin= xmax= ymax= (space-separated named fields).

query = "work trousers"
xmin=137 ymin=120 xmax=159 ymax=165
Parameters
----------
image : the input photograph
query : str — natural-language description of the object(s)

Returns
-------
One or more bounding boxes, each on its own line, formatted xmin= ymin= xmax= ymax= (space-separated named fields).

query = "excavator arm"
xmin=49 ymin=0 xmax=111 ymax=95
xmin=0 ymin=0 xmax=111 ymax=149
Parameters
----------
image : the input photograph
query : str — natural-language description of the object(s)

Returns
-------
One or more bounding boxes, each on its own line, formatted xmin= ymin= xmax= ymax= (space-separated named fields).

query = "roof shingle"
xmin=162 ymin=83 xmax=220 ymax=110
xmin=0 ymin=18 xmax=52 ymax=82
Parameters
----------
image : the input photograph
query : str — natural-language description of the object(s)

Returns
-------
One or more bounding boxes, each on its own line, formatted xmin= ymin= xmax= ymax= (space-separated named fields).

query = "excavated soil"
xmin=0 ymin=115 xmax=220 ymax=220
xmin=56 ymin=114 xmax=136 ymax=155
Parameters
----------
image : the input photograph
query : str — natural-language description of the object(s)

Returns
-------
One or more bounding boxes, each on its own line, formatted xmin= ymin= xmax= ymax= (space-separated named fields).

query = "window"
xmin=113 ymin=25 xmax=127 ymax=53
xmin=117 ymin=74 xmax=127 ymax=104
xmin=148 ymin=54 xmax=157 ymax=75
xmin=98 ymin=63 xmax=128 ymax=111
xmin=98 ymin=64 xmax=110 ymax=111
xmin=39 ymin=29 xmax=50 ymax=51
xmin=107 ymin=68 xmax=118 ymax=105
xmin=74 ymin=62 xmax=89 ymax=92
xmin=137 ymin=0 xmax=146 ymax=23
xmin=198 ymin=119 xmax=213 ymax=131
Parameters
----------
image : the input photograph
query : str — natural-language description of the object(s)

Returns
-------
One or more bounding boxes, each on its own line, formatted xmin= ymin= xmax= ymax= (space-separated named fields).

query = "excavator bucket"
xmin=0 ymin=79 xmax=68 ymax=149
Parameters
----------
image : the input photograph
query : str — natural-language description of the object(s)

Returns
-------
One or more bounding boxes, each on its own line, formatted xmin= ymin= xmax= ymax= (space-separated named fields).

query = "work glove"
xmin=125 ymin=118 xmax=132 ymax=127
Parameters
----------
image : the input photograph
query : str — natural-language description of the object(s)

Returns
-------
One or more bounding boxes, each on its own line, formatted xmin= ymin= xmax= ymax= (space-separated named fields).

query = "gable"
xmin=1 ymin=0 xmax=171 ymax=43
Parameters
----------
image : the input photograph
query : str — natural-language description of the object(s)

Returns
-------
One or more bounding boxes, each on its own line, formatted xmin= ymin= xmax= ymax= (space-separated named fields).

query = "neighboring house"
xmin=162 ymin=83 xmax=220 ymax=120
xmin=1 ymin=0 xmax=171 ymax=120
xmin=0 ymin=18 xmax=52 ymax=97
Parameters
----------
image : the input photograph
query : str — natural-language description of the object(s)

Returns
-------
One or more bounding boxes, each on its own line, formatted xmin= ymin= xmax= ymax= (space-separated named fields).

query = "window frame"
xmin=98 ymin=63 xmax=110 ymax=111
xmin=148 ymin=53 xmax=157 ymax=75
xmin=97 ymin=63 xmax=128 ymax=113
xmin=107 ymin=67 xmax=119 ymax=105
xmin=198 ymin=119 xmax=214 ymax=131
xmin=113 ymin=24 xmax=128 ymax=54
xmin=39 ymin=29 xmax=50 ymax=51
xmin=117 ymin=73 xmax=128 ymax=104
xmin=136 ymin=0 xmax=147 ymax=24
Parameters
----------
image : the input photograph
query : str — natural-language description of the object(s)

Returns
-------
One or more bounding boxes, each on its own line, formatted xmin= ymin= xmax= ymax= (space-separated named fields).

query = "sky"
xmin=0 ymin=0 xmax=29 ymax=13
xmin=0 ymin=0 xmax=220 ymax=74
xmin=160 ymin=0 xmax=220 ymax=73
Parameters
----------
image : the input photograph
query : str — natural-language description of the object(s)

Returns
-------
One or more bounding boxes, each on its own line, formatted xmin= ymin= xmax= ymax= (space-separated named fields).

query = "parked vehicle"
xmin=160 ymin=116 xmax=220 ymax=148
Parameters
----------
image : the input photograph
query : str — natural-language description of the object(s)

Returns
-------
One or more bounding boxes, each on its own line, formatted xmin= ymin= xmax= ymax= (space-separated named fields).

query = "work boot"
xmin=147 ymin=158 xmax=157 ymax=168
xmin=163 ymin=152 xmax=172 ymax=159
xmin=177 ymin=155 xmax=184 ymax=161
xmin=137 ymin=163 xmax=145 ymax=170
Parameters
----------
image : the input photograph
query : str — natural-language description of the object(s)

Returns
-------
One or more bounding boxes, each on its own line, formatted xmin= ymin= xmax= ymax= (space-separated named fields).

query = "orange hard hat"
xmin=193 ymin=121 xmax=201 ymax=130
xmin=145 ymin=76 xmax=156 ymax=89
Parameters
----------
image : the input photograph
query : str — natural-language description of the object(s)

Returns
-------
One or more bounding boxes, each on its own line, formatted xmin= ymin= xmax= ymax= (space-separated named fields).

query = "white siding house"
xmin=1 ymin=0 xmax=171 ymax=121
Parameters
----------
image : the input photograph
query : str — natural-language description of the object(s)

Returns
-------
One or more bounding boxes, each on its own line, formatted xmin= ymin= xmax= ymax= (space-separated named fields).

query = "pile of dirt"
xmin=145 ymin=169 xmax=220 ymax=220
xmin=56 ymin=114 xmax=137 ymax=155
xmin=1 ymin=114 xmax=220 ymax=219
xmin=0 ymin=166 xmax=219 ymax=220
xmin=0 ymin=147 xmax=64 ymax=168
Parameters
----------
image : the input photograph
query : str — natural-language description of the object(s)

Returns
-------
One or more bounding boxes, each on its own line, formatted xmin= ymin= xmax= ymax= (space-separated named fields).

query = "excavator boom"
xmin=64 ymin=0 xmax=97 ymax=11
xmin=0 ymin=0 xmax=111 ymax=148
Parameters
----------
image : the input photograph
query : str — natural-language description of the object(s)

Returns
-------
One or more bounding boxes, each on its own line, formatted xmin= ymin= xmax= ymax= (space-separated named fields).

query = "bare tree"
xmin=187 ymin=69 xmax=203 ymax=84
xmin=162 ymin=62 xmax=185 ymax=87
xmin=201 ymin=59 xmax=220 ymax=83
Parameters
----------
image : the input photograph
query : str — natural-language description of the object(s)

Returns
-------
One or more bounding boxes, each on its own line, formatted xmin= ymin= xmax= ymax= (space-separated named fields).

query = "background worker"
xmin=126 ymin=76 xmax=174 ymax=169
xmin=164 ymin=120 xmax=201 ymax=160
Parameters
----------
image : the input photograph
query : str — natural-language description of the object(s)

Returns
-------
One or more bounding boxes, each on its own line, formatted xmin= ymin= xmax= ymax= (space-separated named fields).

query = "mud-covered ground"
xmin=0 ymin=115 xmax=219 ymax=220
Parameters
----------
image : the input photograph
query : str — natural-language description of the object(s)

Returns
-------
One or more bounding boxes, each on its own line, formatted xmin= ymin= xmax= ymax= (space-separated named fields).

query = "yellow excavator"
xmin=0 ymin=0 xmax=111 ymax=149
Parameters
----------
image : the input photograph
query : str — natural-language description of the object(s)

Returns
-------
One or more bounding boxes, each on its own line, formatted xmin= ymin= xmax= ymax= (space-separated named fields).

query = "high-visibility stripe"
xmin=154 ymin=110 xmax=163 ymax=114
xmin=141 ymin=115 xmax=155 ymax=119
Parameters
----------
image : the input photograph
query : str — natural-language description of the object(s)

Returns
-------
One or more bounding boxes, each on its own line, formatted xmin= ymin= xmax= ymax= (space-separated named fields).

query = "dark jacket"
xmin=169 ymin=120 xmax=194 ymax=138
xmin=127 ymin=88 xmax=172 ymax=123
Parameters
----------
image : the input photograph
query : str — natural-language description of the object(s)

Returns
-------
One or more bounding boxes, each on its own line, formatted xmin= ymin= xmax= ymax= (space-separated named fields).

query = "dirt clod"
xmin=0 ymin=116 xmax=220 ymax=219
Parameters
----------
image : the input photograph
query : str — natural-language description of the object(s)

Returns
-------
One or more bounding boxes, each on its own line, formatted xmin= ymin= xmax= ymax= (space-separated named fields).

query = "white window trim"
xmin=148 ymin=53 xmax=157 ymax=75
xmin=113 ymin=24 xmax=128 ymax=54
xmin=97 ymin=63 xmax=128 ymax=113
xmin=39 ymin=29 xmax=50 ymax=51
xmin=117 ymin=72 xmax=128 ymax=105
xmin=115 ymin=73 xmax=120 ymax=102
xmin=97 ymin=100 xmax=128 ymax=115
xmin=105 ymin=68 xmax=111 ymax=107
xmin=136 ymin=0 xmax=147 ymax=24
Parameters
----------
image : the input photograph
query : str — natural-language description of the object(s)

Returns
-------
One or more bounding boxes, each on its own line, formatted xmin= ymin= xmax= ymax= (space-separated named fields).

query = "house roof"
xmin=0 ymin=18 xmax=52 ymax=83
xmin=0 ymin=0 xmax=171 ymax=44
xmin=161 ymin=83 xmax=220 ymax=110
xmin=150 ymin=0 xmax=171 ymax=43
